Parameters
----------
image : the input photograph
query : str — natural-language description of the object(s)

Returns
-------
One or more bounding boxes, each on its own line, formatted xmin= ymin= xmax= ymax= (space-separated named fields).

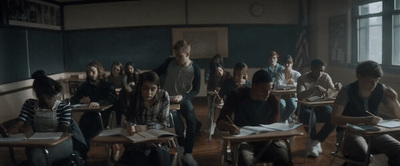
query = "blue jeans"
xmin=172 ymin=100 xmax=197 ymax=154
xmin=280 ymin=97 xmax=297 ymax=122
xmin=299 ymin=105 xmax=336 ymax=142
xmin=340 ymin=132 xmax=400 ymax=165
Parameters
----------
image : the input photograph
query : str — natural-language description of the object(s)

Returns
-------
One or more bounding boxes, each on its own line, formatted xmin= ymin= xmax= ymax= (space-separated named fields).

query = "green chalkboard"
xmin=0 ymin=29 xmax=29 ymax=84
xmin=64 ymin=27 xmax=172 ymax=71
xmin=0 ymin=29 xmax=64 ymax=84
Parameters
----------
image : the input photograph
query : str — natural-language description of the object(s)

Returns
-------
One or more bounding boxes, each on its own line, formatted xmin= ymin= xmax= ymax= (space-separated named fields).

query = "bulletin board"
xmin=172 ymin=27 xmax=228 ymax=59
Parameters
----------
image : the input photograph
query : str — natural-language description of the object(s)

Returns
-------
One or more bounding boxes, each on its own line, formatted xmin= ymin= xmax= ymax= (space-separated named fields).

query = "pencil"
xmin=226 ymin=115 xmax=234 ymax=124
xmin=366 ymin=110 xmax=376 ymax=117
xmin=215 ymin=90 xmax=221 ymax=99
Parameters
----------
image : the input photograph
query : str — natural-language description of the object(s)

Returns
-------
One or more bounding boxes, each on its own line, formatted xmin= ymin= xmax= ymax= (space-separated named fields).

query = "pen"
xmin=226 ymin=115 xmax=234 ymax=124
xmin=215 ymin=90 xmax=222 ymax=99
xmin=365 ymin=110 xmax=376 ymax=117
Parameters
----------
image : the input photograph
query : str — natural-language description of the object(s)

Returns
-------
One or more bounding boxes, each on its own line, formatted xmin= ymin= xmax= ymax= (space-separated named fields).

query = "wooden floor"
xmin=0 ymin=97 xmax=389 ymax=166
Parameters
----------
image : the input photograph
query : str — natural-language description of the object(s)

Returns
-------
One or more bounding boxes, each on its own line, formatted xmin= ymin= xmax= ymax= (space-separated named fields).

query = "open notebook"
xmin=234 ymin=123 xmax=302 ymax=137
xmin=98 ymin=128 xmax=177 ymax=143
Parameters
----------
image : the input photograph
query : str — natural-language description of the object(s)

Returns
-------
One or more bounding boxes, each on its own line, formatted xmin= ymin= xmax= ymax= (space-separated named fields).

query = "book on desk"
xmin=98 ymin=128 xmax=177 ymax=143
xmin=235 ymin=123 xmax=302 ymax=137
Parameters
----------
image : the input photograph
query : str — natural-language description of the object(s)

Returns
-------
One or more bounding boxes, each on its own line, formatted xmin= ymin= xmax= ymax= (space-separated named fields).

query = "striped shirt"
xmin=18 ymin=99 xmax=72 ymax=126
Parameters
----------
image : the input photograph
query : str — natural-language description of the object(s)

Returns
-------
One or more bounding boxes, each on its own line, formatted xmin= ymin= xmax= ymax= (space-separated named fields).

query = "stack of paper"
xmin=28 ymin=132 xmax=63 ymax=140
xmin=377 ymin=119 xmax=400 ymax=128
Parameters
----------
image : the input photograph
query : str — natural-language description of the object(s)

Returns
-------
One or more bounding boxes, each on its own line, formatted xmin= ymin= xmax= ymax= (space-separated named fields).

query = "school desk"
xmin=220 ymin=129 xmax=303 ymax=166
xmin=0 ymin=133 xmax=72 ymax=166
xmin=71 ymin=104 xmax=113 ymax=130
xmin=297 ymin=99 xmax=335 ymax=161
xmin=92 ymin=128 xmax=180 ymax=166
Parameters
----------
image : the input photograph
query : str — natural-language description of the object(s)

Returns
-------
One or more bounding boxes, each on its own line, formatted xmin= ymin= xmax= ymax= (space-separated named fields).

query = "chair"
xmin=330 ymin=130 xmax=370 ymax=166
xmin=168 ymin=111 xmax=183 ymax=166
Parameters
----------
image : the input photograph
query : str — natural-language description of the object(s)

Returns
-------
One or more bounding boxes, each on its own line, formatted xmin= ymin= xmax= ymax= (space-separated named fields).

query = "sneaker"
xmin=210 ymin=122 xmax=216 ymax=135
xmin=306 ymin=139 xmax=320 ymax=158
xmin=317 ymin=142 xmax=322 ymax=153
xmin=182 ymin=153 xmax=198 ymax=166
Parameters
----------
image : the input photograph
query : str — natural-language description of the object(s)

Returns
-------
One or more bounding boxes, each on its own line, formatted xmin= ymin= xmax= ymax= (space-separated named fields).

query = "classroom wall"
xmin=63 ymin=0 xmax=298 ymax=30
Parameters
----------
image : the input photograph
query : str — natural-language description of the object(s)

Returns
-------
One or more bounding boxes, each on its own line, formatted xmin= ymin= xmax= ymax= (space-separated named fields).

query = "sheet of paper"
xmin=378 ymin=120 xmax=400 ymax=128
xmin=98 ymin=128 xmax=127 ymax=137
xmin=29 ymin=132 xmax=63 ymax=140
xmin=260 ymin=123 xmax=302 ymax=131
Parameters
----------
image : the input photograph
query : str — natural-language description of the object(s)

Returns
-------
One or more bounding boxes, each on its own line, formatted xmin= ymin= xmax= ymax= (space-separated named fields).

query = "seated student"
xmin=1 ymin=70 xmax=87 ymax=165
xmin=218 ymin=62 xmax=251 ymax=103
xmin=205 ymin=54 xmax=224 ymax=85
xmin=206 ymin=63 xmax=232 ymax=133
xmin=331 ymin=60 xmax=400 ymax=165
xmin=117 ymin=62 xmax=140 ymax=127
xmin=107 ymin=61 xmax=124 ymax=89
xmin=262 ymin=51 xmax=285 ymax=80
xmin=297 ymin=59 xmax=341 ymax=158
xmin=123 ymin=61 xmax=139 ymax=93
xmin=70 ymin=61 xmax=117 ymax=148
xmin=118 ymin=71 xmax=171 ymax=166
xmin=275 ymin=55 xmax=301 ymax=122
xmin=217 ymin=69 xmax=292 ymax=166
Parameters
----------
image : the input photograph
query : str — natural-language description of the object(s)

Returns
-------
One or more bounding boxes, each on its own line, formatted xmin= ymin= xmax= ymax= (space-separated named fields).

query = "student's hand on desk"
xmin=366 ymin=116 xmax=383 ymax=125
xmin=216 ymin=98 xmax=224 ymax=105
xmin=88 ymin=102 xmax=100 ymax=108
xmin=334 ymin=82 xmax=342 ymax=90
xmin=170 ymin=95 xmax=183 ymax=103
xmin=227 ymin=124 xmax=241 ymax=135
xmin=80 ymin=96 xmax=91 ymax=104
xmin=287 ymin=79 xmax=295 ymax=85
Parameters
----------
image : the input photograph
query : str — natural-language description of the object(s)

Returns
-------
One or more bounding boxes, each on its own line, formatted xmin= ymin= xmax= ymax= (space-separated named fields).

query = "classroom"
xmin=1 ymin=0 xmax=400 ymax=166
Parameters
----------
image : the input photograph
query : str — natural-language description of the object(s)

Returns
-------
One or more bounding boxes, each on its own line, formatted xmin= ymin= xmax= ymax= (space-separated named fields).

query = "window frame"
xmin=351 ymin=0 xmax=400 ymax=73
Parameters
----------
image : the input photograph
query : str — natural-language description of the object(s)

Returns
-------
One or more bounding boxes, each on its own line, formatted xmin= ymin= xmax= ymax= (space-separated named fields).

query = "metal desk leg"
xmin=232 ymin=143 xmax=239 ymax=166
xmin=97 ymin=112 xmax=105 ymax=130
xmin=43 ymin=148 xmax=50 ymax=166
xmin=8 ymin=146 xmax=18 ymax=165
xmin=365 ymin=137 xmax=371 ymax=166
xmin=221 ymin=140 xmax=227 ymax=166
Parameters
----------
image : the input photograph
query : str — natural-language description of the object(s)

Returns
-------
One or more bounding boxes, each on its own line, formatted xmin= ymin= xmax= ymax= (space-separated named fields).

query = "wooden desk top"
xmin=221 ymin=129 xmax=303 ymax=143
xmin=346 ymin=125 xmax=400 ymax=136
xmin=0 ymin=133 xmax=72 ymax=147
xmin=271 ymin=89 xmax=296 ymax=95
xmin=297 ymin=99 xmax=335 ymax=107
xmin=170 ymin=104 xmax=180 ymax=110
xmin=71 ymin=104 xmax=113 ymax=112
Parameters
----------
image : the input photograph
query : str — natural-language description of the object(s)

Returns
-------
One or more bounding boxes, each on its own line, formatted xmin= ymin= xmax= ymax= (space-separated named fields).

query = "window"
xmin=358 ymin=17 xmax=382 ymax=63
xmin=353 ymin=0 xmax=400 ymax=70
xmin=393 ymin=15 xmax=400 ymax=65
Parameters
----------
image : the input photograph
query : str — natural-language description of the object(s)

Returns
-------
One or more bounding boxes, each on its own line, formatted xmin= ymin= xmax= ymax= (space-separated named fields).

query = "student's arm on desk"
xmin=382 ymin=86 xmax=400 ymax=119
xmin=331 ymin=88 xmax=381 ymax=125
xmin=296 ymin=77 xmax=320 ymax=101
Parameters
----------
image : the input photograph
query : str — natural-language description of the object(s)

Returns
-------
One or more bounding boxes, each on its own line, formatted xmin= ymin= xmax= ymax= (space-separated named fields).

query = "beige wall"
xmin=64 ymin=0 xmax=298 ymax=30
